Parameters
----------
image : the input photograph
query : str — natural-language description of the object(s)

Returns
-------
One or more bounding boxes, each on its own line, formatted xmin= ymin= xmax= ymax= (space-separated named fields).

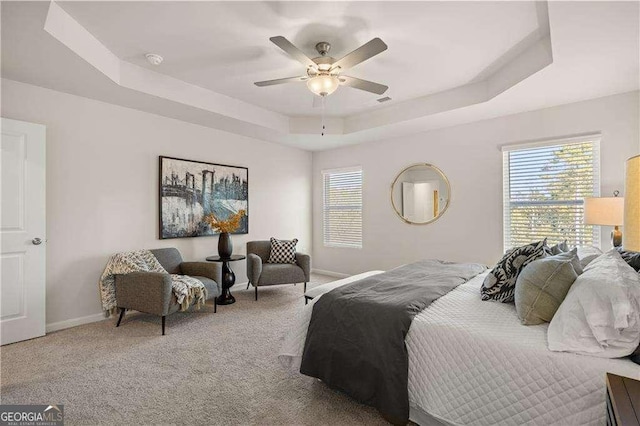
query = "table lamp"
xmin=624 ymin=155 xmax=640 ymax=252
xmin=584 ymin=191 xmax=624 ymax=247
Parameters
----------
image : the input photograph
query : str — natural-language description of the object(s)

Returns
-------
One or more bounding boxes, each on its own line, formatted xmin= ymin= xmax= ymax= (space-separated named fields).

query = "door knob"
xmin=32 ymin=238 xmax=42 ymax=245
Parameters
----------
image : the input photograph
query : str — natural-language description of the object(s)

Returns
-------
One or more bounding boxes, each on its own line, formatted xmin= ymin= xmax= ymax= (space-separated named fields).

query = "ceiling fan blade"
xmin=254 ymin=76 xmax=308 ymax=87
xmin=270 ymin=36 xmax=317 ymax=69
xmin=339 ymin=76 xmax=388 ymax=95
xmin=330 ymin=38 xmax=388 ymax=71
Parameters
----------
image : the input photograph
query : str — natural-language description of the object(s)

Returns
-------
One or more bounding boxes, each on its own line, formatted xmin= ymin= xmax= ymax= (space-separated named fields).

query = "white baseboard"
xmin=311 ymin=268 xmax=350 ymax=279
xmin=45 ymin=272 xmax=344 ymax=332
xmin=46 ymin=312 xmax=106 ymax=333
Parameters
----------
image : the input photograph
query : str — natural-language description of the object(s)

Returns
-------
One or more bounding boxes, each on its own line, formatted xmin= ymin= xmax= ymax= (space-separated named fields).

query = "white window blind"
xmin=323 ymin=167 xmax=363 ymax=248
xmin=503 ymin=137 xmax=600 ymax=250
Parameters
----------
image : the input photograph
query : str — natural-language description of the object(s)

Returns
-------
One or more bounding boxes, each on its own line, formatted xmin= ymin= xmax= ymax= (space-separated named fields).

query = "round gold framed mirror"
xmin=391 ymin=163 xmax=451 ymax=225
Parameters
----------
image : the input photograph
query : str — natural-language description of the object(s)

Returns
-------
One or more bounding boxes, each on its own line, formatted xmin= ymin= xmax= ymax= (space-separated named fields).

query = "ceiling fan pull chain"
xmin=321 ymin=96 xmax=326 ymax=136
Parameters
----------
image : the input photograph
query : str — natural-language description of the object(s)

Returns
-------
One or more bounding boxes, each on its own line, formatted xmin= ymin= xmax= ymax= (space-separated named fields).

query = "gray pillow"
xmin=514 ymin=249 xmax=581 ymax=325
xmin=557 ymin=248 xmax=583 ymax=275
xmin=550 ymin=240 xmax=569 ymax=255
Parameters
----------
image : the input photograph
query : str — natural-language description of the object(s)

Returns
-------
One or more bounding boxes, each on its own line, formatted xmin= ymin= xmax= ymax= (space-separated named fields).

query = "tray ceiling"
xmin=1 ymin=1 xmax=638 ymax=150
xmin=57 ymin=1 xmax=541 ymax=117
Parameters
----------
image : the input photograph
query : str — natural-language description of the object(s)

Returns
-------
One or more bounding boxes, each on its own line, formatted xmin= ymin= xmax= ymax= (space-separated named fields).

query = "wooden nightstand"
xmin=606 ymin=373 xmax=640 ymax=426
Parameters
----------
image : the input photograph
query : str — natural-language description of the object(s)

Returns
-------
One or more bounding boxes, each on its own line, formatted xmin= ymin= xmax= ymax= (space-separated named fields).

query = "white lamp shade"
xmin=307 ymin=75 xmax=339 ymax=96
xmin=624 ymin=155 xmax=640 ymax=251
xmin=584 ymin=197 xmax=624 ymax=226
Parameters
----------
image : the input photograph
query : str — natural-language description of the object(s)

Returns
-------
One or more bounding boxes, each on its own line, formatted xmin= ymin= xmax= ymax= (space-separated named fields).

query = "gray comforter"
xmin=299 ymin=260 xmax=486 ymax=425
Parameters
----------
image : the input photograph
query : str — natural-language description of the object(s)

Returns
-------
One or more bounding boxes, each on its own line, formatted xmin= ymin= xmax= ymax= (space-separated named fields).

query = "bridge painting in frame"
xmin=159 ymin=156 xmax=248 ymax=239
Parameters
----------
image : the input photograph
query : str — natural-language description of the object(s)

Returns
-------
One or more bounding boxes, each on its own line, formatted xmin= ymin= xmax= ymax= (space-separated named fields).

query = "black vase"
xmin=218 ymin=232 xmax=233 ymax=259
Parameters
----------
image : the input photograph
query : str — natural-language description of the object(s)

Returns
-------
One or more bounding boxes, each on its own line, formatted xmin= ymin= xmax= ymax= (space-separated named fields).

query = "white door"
xmin=1 ymin=118 xmax=46 ymax=345
xmin=402 ymin=180 xmax=440 ymax=222
xmin=402 ymin=182 xmax=415 ymax=221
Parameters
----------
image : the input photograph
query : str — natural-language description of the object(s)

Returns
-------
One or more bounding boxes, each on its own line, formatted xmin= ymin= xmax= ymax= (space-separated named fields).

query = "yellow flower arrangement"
xmin=204 ymin=209 xmax=246 ymax=234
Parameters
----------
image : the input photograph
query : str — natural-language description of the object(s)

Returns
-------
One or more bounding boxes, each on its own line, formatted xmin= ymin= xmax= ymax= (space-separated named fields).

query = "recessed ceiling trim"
xmin=44 ymin=0 xmax=554 ymax=139
xmin=117 ymin=61 xmax=288 ymax=133
xmin=44 ymin=1 xmax=289 ymax=134
xmin=34 ymin=0 xmax=615 ymax=149
xmin=342 ymin=1 xmax=553 ymax=134
xmin=44 ymin=0 xmax=120 ymax=83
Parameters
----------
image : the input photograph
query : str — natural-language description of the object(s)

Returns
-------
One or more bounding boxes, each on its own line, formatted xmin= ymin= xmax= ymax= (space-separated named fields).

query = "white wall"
xmin=312 ymin=91 xmax=640 ymax=275
xmin=1 ymin=79 xmax=312 ymax=329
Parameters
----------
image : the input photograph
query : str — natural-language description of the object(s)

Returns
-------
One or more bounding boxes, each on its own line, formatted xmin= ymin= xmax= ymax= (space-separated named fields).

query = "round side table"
xmin=205 ymin=255 xmax=246 ymax=305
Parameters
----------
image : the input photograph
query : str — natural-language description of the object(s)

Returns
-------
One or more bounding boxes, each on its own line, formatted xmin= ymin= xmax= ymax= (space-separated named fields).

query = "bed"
xmin=279 ymin=269 xmax=640 ymax=426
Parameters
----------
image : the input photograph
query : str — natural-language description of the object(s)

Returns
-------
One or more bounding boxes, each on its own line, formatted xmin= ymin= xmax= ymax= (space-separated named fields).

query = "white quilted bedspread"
xmin=409 ymin=272 xmax=640 ymax=426
xmin=279 ymin=272 xmax=640 ymax=426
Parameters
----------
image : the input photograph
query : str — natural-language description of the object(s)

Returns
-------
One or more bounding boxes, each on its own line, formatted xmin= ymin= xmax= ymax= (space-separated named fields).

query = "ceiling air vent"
xmin=377 ymin=96 xmax=392 ymax=103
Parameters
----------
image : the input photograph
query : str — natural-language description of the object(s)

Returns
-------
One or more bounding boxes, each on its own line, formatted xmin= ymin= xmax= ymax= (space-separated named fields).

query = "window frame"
xmin=502 ymin=134 xmax=601 ymax=251
xmin=322 ymin=166 xmax=363 ymax=249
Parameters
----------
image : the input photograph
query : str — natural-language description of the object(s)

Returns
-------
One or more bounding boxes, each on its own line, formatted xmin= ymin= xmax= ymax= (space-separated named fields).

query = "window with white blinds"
xmin=503 ymin=137 xmax=600 ymax=250
xmin=323 ymin=167 xmax=363 ymax=248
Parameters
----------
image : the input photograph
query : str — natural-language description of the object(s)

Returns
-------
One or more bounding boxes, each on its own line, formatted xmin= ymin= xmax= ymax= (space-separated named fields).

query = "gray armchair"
xmin=114 ymin=248 xmax=222 ymax=335
xmin=246 ymin=240 xmax=311 ymax=301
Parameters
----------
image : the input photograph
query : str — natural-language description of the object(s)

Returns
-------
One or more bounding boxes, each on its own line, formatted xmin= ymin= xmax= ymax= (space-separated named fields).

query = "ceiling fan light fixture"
xmin=255 ymin=37 xmax=388 ymax=98
xmin=307 ymin=74 xmax=340 ymax=97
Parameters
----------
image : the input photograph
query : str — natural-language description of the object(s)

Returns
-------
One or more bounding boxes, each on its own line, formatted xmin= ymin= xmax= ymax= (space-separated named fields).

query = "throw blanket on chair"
xmin=99 ymin=250 xmax=207 ymax=315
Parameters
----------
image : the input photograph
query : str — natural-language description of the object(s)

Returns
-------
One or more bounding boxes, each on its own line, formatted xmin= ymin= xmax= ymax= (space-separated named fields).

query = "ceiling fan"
xmin=254 ymin=36 xmax=389 ymax=98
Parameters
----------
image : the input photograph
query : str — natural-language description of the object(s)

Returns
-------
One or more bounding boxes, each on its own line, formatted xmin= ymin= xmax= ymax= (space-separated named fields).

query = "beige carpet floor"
xmin=0 ymin=274 xmax=389 ymax=425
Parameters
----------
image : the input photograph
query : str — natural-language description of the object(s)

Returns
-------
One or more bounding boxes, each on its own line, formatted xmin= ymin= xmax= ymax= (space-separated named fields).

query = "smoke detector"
xmin=145 ymin=53 xmax=163 ymax=66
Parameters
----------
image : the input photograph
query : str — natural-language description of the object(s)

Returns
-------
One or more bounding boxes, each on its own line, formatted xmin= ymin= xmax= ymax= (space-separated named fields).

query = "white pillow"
xmin=548 ymin=250 xmax=640 ymax=358
xmin=576 ymin=245 xmax=603 ymax=269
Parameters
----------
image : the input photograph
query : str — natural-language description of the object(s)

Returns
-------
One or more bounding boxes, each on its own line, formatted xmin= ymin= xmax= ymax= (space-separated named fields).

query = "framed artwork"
xmin=159 ymin=156 xmax=248 ymax=239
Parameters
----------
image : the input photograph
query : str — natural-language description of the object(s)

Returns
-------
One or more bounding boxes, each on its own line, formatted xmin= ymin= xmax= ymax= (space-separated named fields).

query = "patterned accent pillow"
xmin=481 ymin=239 xmax=548 ymax=303
xmin=267 ymin=238 xmax=298 ymax=264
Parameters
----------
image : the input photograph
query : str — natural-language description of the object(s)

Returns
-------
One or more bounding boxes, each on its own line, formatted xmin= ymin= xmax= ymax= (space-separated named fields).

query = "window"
xmin=503 ymin=136 xmax=600 ymax=250
xmin=323 ymin=167 xmax=363 ymax=248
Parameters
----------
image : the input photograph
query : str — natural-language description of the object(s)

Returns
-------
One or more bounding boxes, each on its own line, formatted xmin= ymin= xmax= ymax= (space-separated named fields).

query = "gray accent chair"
xmin=114 ymin=248 xmax=222 ymax=335
xmin=246 ymin=240 xmax=311 ymax=301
